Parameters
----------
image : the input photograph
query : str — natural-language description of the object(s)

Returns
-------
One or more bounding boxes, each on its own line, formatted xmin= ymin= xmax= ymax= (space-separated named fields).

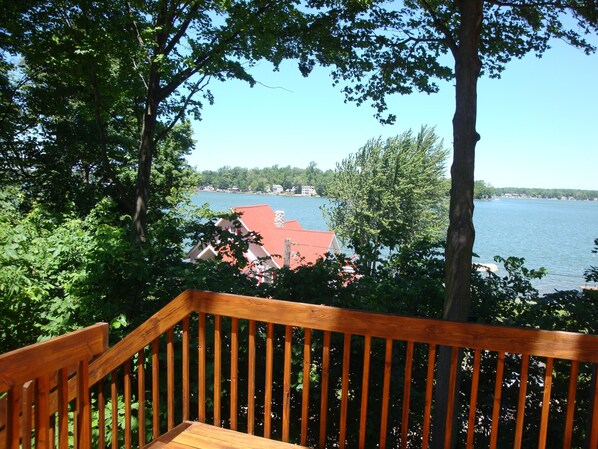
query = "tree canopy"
xmin=1 ymin=0 xmax=322 ymax=241
xmin=308 ymin=0 xmax=598 ymax=323
xmin=324 ymin=126 xmax=448 ymax=271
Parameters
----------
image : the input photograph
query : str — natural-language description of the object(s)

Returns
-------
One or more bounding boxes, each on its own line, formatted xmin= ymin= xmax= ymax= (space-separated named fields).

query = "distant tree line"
xmin=198 ymin=162 xmax=334 ymax=195
xmin=199 ymin=167 xmax=597 ymax=202
xmin=474 ymin=181 xmax=598 ymax=201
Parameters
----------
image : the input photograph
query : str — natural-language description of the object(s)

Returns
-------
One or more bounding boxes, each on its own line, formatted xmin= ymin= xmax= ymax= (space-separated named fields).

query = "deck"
xmin=2 ymin=289 xmax=598 ymax=449
xmin=146 ymin=422 xmax=305 ymax=449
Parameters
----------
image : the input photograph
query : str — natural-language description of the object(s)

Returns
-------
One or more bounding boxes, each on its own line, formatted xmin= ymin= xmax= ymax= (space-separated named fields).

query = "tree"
xmin=306 ymin=3 xmax=597 ymax=446
xmin=310 ymin=0 xmax=597 ymax=321
xmin=324 ymin=126 xmax=448 ymax=272
xmin=2 ymin=0 xmax=316 ymax=242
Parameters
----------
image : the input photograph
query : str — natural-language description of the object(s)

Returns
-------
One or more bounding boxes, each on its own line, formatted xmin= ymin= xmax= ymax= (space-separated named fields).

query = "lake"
xmin=191 ymin=192 xmax=598 ymax=293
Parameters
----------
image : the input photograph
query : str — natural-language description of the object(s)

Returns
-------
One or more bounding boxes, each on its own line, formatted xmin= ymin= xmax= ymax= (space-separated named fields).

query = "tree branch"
xmin=419 ymin=0 xmax=459 ymax=57
xmin=155 ymin=74 xmax=211 ymax=143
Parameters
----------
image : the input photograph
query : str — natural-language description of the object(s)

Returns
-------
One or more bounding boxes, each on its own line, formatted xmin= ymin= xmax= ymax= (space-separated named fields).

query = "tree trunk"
xmin=132 ymin=68 xmax=160 ymax=243
xmin=432 ymin=1 xmax=482 ymax=448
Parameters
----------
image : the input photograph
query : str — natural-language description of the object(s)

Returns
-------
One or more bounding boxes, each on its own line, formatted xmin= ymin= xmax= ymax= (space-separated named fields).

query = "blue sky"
xmin=188 ymin=39 xmax=598 ymax=190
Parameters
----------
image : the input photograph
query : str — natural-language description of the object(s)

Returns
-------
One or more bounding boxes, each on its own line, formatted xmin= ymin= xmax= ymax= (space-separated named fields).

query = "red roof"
xmin=233 ymin=205 xmax=338 ymax=269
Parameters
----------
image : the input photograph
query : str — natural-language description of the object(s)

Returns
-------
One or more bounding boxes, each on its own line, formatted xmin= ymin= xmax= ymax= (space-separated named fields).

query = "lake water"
xmin=191 ymin=192 xmax=598 ymax=293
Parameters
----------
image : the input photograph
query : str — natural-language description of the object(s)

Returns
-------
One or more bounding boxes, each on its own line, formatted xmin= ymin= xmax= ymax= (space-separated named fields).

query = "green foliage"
xmin=474 ymin=183 xmax=598 ymax=201
xmin=473 ymin=180 xmax=495 ymax=200
xmin=323 ymin=126 xmax=448 ymax=271
xmin=308 ymin=1 xmax=598 ymax=124
xmin=199 ymin=163 xmax=334 ymax=195
xmin=584 ymin=238 xmax=598 ymax=283
xmin=0 ymin=188 xmax=264 ymax=352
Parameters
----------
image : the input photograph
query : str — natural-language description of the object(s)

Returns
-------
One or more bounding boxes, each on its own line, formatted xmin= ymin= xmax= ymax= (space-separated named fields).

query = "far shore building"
xmin=272 ymin=184 xmax=283 ymax=194
xmin=187 ymin=204 xmax=341 ymax=283
xmin=301 ymin=185 xmax=317 ymax=196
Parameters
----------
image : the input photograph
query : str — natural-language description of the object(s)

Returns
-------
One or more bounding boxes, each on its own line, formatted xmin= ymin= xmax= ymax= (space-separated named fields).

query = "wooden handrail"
xmin=0 ymin=323 xmax=109 ymax=392
xmin=88 ymin=290 xmax=194 ymax=385
xmin=188 ymin=290 xmax=598 ymax=363
xmin=4 ymin=289 xmax=598 ymax=449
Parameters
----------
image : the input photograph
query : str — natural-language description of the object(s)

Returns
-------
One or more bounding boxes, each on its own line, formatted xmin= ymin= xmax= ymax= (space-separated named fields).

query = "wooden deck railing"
xmin=2 ymin=289 xmax=598 ymax=449
xmin=0 ymin=323 xmax=108 ymax=449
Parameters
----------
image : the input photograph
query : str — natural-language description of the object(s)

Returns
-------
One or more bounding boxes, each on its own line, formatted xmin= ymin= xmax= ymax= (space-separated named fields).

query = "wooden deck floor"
xmin=144 ymin=422 xmax=308 ymax=449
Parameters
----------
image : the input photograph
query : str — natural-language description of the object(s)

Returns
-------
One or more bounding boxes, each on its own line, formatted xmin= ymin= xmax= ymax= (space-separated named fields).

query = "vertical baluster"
xmin=98 ymin=380 xmax=105 ymax=449
xmin=49 ymin=415 xmax=55 ymax=449
xmin=489 ymin=352 xmax=505 ymax=449
xmin=182 ymin=317 xmax=190 ymax=422
xmin=339 ymin=333 xmax=351 ymax=449
xmin=282 ymin=326 xmax=292 ymax=442
xmin=443 ymin=347 xmax=459 ymax=449
xmin=79 ymin=360 xmax=91 ymax=449
xmin=318 ymin=331 xmax=331 ymax=449
xmin=379 ymin=339 xmax=393 ymax=449
xmin=198 ymin=313 xmax=206 ymax=423
xmin=358 ymin=336 xmax=371 ymax=449
xmin=137 ymin=349 xmax=146 ymax=448
xmin=167 ymin=328 xmax=174 ymax=431
xmin=151 ymin=339 xmax=160 ymax=438
xmin=247 ymin=320 xmax=256 ymax=435
xmin=230 ymin=317 xmax=239 ymax=431
xmin=422 ymin=344 xmax=436 ymax=449
xmin=400 ymin=341 xmax=414 ymax=449
xmin=214 ymin=315 xmax=222 ymax=427
xmin=35 ymin=374 xmax=50 ymax=449
xmin=301 ymin=328 xmax=312 ymax=446
xmin=538 ymin=357 xmax=554 ymax=449
xmin=589 ymin=364 xmax=598 ymax=449
xmin=513 ymin=354 xmax=529 ymax=449
xmin=562 ymin=360 xmax=579 ymax=449
xmin=111 ymin=370 xmax=118 ymax=449
xmin=124 ymin=360 xmax=131 ymax=449
xmin=466 ymin=349 xmax=481 ymax=449
xmin=6 ymin=386 xmax=21 ymax=449
xmin=22 ymin=382 xmax=33 ymax=449
xmin=57 ymin=368 xmax=69 ymax=449
xmin=264 ymin=322 xmax=274 ymax=439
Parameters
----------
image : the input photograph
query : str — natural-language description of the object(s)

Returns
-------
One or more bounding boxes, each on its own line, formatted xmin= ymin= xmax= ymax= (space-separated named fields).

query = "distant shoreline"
xmin=195 ymin=188 xmax=598 ymax=202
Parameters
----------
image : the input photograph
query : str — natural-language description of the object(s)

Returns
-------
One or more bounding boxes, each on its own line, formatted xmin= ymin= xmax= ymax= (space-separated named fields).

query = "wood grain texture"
xmin=443 ymin=347 xmax=459 ymax=449
xmin=400 ymin=341 xmax=414 ymax=449
xmin=198 ymin=313 xmax=206 ymax=424
xmin=144 ymin=421 xmax=308 ymax=449
xmin=339 ymin=333 xmax=351 ymax=449
xmin=138 ymin=350 xmax=146 ymax=448
xmin=152 ymin=339 xmax=160 ymax=438
xmin=421 ymin=344 xmax=436 ymax=449
xmin=35 ymin=375 xmax=50 ymax=449
xmin=247 ymin=320 xmax=256 ymax=435
xmin=358 ymin=336 xmax=371 ymax=449
xmin=189 ymin=290 xmax=598 ymax=362
xmin=124 ymin=360 xmax=132 ymax=449
xmin=0 ymin=324 xmax=108 ymax=392
xmin=562 ymin=360 xmax=579 ymax=449
xmin=88 ymin=291 xmax=194 ymax=386
xmin=264 ymin=323 xmax=274 ymax=439
xmin=318 ymin=331 xmax=331 ymax=449
xmin=230 ymin=318 xmax=238 ymax=432
xmin=379 ymin=339 xmax=392 ymax=449
xmin=167 ymin=328 xmax=175 ymax=431
xmin=300 ymin=328 xmax=311 ymax=447
xmin=182 ymin=318 xmax=190 ymax=423
xmin=489 ymin=352 xmax=505 ymax=449
xmin=513 ymin=355 xmax=529 ymax=449
xmin=538 ymin=357 xmax=554 ymax=449
xmin=282 ymin=326 xmax=292 ymax=443
xmin=466 ymin=349 xmax=481 ymax=449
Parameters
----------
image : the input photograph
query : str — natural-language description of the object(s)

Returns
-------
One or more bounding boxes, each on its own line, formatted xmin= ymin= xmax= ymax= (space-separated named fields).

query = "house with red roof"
xmin=187 ymin=204 xmax=341 ymax=282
